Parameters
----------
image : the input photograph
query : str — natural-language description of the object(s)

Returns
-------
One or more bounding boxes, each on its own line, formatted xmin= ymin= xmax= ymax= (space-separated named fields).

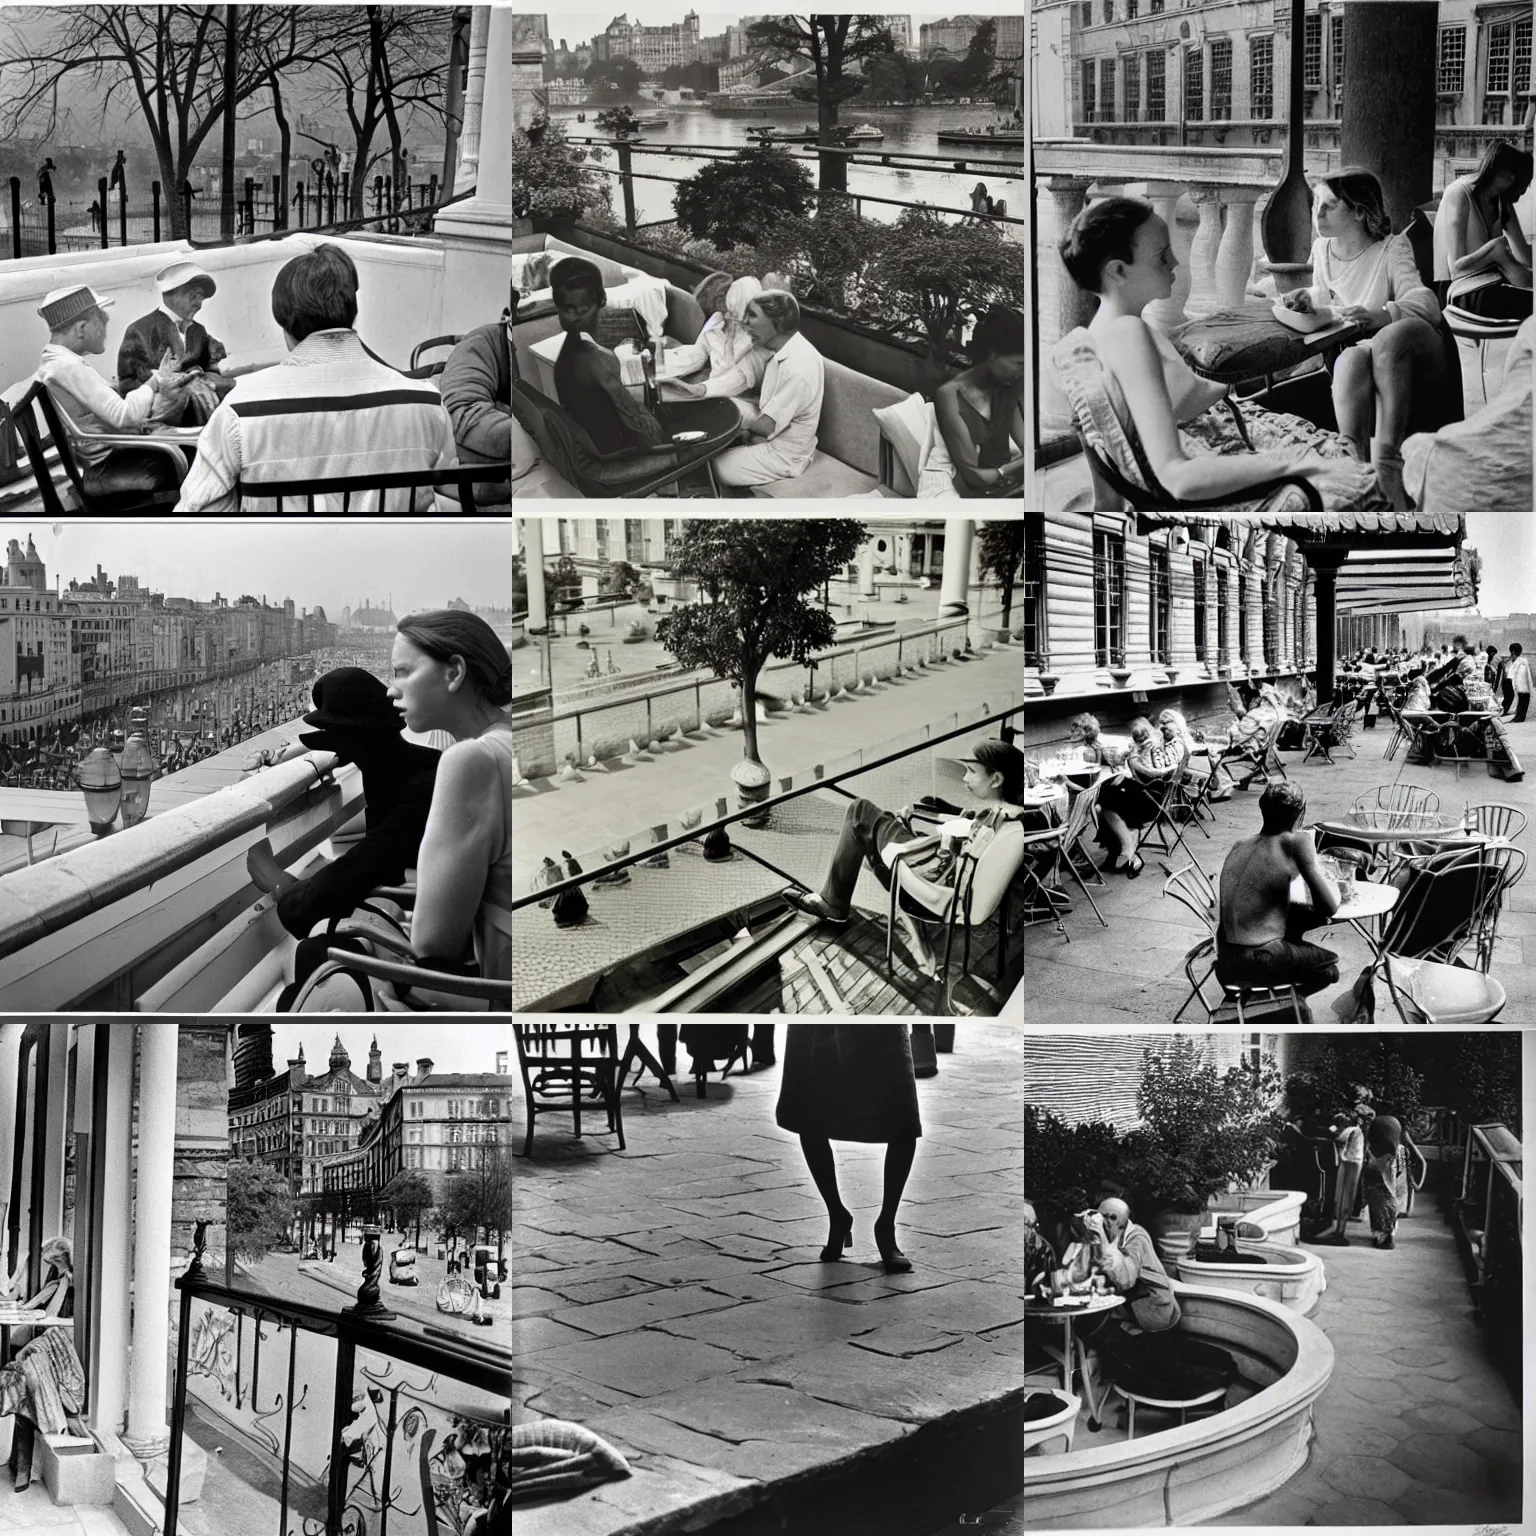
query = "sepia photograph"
xmin=512 ymin=8 xmax=1024 ymax=500
xmin=1033 ymin=0 xmax=1532 ymax=516
xmin=1025 ymin=1031 xmax=1522 ymax=1528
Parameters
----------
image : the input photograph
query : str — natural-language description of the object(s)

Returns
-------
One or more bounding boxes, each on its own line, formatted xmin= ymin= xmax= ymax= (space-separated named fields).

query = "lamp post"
xmin=77 ymin=746 xmax=122 ymax=835
xmin=119 ymin=728 xmax=155 ymax=827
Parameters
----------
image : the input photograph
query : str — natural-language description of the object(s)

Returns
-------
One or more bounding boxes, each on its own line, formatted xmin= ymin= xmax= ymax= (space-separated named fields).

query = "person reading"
xmin=1217 ymin=782 xmax=1341 ymax=1012
xmin=1432 ymin=140 xmax=1534 ymax=320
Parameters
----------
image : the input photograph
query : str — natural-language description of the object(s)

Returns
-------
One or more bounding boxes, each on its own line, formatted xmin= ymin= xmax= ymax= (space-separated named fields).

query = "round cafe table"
xmin=1025 ymin=1293 xmax=1123 ymax=1398
xmin=1291 ymin=876 xmax=1400 ymax=966
xmin=1022 ymin=781 xmax=1069 ymax=829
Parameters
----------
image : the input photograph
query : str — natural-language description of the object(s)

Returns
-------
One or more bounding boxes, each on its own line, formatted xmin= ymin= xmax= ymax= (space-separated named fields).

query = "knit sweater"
xmin=34 ymin=344 xmax=156 ymax=464
xmin=1300 ymin=233 xmax=1441 ymax=329
xmin=174 ymin=329 xmax=457 ymax=513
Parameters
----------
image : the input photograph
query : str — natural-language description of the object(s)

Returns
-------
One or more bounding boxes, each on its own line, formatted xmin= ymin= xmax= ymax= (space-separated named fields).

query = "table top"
xmin=1316 ymin=809 xmax=1466 ymax=840
xmin=1025 ymin=1294 xmax=1124 ymax=1320
xmin=1328 ymin=879 xmax=1400 ymax=922
xmin=1023 ymin=783 xmax=1069 ymax=807
xmin=0 ymin=1308 xmax=47 ymax=1324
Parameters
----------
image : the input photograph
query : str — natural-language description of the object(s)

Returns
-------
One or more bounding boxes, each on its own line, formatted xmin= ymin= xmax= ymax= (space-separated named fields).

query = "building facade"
xmin=920 ymin=14 xmax=984 ymax=58
xmin=0 ymin=537 xmax=79 ymax=741
xmin=594 ymin=10 xmax=704 ymax=70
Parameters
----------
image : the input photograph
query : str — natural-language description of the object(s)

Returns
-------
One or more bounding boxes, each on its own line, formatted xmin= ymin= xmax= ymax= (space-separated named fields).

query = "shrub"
xmin=673 ymin=146 xmax=814 ymax=249
xmin=512 ymin=115 xmax=612 ymax=222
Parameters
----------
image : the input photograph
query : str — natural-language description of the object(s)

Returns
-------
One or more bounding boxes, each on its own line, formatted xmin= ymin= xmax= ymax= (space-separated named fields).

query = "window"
xmin=1185 ymin=46 xmax=1203 ymax=121
xmin=1022 ymin=514 xmax=1046 ymax=667
xmin=1146 ymin=48 xmax=1166 ymax=119
xmin=1193 ymin=558 xmax=1208 ymax=663
xmin=1081 ymin=1 xmax=1092 ymax=25
xmin=1103 ymin=0 xmax=1113 ymax=22
xmin=1517 ymin=14 xmax=1533 ymax=103
xmin=1127 ymin=0 xmax=1137 ymax=15
xmin=1210 ymin=38 xmax=1231 ymax=118
xmin=1249 ymin=34 xmax=1272 ymax=118
xmin=1101 ymin=57 xmax=1116 ymax=119
xmin=1488 ymin=19 xmax=1512 ymax=93
xmin=1303 ymin=13 xmax=1321 ymax=85
xmin=1124 ymin=52 xmax=1141 ymax=119
xmin=1149 ymin=0 xmax=1162 ymax=12
xmin=1093 ymin=530 xmax=1126 ymax=666
xmin=1238 ymin=577 xmax=1250 ymax=664
xmin=1082 ymin=57 xmax=1096 ymax=120
xmin=1150 ymin=546 xmax=1170 ymax=665
xmin=1216 ymin=567 xmax=1229 ymax=661
xmin=1331 ymin=14 xmax=1344 ymax=94
xmin=1438 ymin=26 xmax=1466 ymax=93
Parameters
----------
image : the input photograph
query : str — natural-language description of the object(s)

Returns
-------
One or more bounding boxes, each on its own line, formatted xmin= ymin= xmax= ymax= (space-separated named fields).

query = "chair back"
xmin=1061 ymin=775 xmax=1104 ymax=846
xmin=233 ymin=464 xmax=508 ymax=513
xmin=12 ymin=381 xmax=82 ymax=514
xmin=1050 ymin=328 xmax=1162 ymax=500
xmin=1382 ymin=845 xmax=1494 ymax=962
xmin=1355 ymin=784 xmax=1439 ymax=817
xmin=1161 ymin=861 xmax=1217 ymax=934
xmin=1469 ymin=803 xmax=1528 ymax=842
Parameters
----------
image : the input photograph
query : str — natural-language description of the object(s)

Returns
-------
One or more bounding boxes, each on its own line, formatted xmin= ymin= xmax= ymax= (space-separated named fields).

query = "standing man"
xmin=1509 ymin=642 xmax=1532 ymax=723
xmin=1318 ymin=1104 xmax=1369 ymax=1246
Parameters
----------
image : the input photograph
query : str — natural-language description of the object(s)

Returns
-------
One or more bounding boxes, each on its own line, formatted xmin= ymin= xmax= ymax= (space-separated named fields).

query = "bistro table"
xmin=1024 ymin=1293 xmax=1123 ymax=1398
xmin=1022 ymin=780 xmax=1070 ymax=828
xmin=1290 ymin=874 xmax=1400 ymax=966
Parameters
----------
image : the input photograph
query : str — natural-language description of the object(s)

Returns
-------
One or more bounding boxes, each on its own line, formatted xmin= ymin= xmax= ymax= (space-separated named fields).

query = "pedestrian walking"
xmin=1508 ymin=642 xmax=1531 ymax=722
xmin=775 ymin=1024 xmax=921 ymax=1273
xmin=1318 ymin=1103 xmax=1368 ymax=1245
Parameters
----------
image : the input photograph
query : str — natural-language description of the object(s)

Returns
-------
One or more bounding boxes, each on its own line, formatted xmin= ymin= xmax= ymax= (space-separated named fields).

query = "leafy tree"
xmin=585 ymin=56 xmax=644 ymax=97
xmin=656 ymin=521 xmax=866 ymax=766
xmin=601 ymin=560 xmax=640 ymax=598
xmin=513 ymin=115 xmax=611 ymax=222
xmin=977 ymin=522 xmax=1025 ymax=626
xmin=742 ymin=16 xmax=896 ymax=193
xmin=755 ymin=194 xmax=884 ymax=311
xmin=441 ymin=1148 xmax=513 ymax=1248
xmin=384 ymin=1170 xmax=434 ymax=1247
xmin=226 ymin=1158 xmax=294 ymax=1268
xmin=959 ymin=18 xmax=999 ymax=92
xmin=865 ymin=206 xmax=1025 ymax=367
xmin=674 ymin=145 xmax=813 ymax=249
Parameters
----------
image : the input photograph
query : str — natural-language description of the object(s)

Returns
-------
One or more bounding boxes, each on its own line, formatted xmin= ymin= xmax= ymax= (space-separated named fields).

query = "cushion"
xmin=511 ymin=252 xmax=555 ymax=293
xmin=751 ymin=449 xmax=882 ymax=498
xmin=1169 ymin=301 xmax=1321 ymax=381
xmin=872 ymin=390 xmax=930 ymax=489
xmin=1050 ymin=329 xmax=1155 ymax=492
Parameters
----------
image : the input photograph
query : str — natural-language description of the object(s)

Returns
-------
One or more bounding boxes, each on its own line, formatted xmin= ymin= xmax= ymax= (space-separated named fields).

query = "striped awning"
xmin=1136 ymin=510 xmax=1464 ymax=539
xmin=1328 ymin=547 xmax=1475 ymax=613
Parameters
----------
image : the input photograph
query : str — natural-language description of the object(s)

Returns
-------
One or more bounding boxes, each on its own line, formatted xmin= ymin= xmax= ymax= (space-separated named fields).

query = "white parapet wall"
xmin=1170 ymin=1242 xmax=1327 ymax=1317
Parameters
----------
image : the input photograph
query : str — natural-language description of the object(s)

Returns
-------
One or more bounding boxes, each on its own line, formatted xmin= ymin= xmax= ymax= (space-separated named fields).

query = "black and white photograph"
xmin=1025 ymin=1031 xmax=1523 ymax=1528
xmin=512 ymin=8 xmax=1024 ymax=500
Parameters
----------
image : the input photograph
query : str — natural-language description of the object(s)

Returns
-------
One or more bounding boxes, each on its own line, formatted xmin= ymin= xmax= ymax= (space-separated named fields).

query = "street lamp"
xmin=77 ymin=746 xmax=122 ymax=835
xmin=119 ymin=728 xmax=155 ymax=827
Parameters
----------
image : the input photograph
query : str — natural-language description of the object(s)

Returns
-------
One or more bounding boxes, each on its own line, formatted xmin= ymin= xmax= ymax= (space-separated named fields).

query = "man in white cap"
xmin=34 ymin=283 xmax=188 ymax=496
xmin=117 ymin=260 xmax=230 ymax=426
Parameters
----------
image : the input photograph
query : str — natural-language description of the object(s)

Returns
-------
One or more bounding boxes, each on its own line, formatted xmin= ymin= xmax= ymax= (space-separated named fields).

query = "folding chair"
xmin=1211 ymin=719 xmax=1286 ymax=792
xmin=1014 ymin=777 xmax=1110 ymax=939
xmin=1301 ymin=698 xmax=1358 ymax=766
xmin=1131 ymin=746 xmax=1195 ymax=863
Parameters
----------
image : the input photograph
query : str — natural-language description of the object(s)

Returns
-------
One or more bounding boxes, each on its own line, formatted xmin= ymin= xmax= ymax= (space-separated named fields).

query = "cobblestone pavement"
xmin=512 ymin=1024 xmax=1024 ymax=1536
xmin=1222 ymin=1193 xmax=1520 ymax=1525
xmin=1024 ymin=707 xmax=1536 ymax=1023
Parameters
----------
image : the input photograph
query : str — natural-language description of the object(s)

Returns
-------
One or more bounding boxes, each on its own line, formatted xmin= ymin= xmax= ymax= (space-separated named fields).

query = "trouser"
xmin=1335 ymin=1162 xmax=1362 ymax=1226
xmin=820 ymin=797 xmax=909 ymax=917
xmin=1215 ymin=920 xmax=1340 ymax=998
xmin=1517 ymin=692 xmax=1531 ymax=724
xmin=713 ymin=436 xmax=812 ymax=487
xmin=1502 ymin=680 xmax=1516 ymax=714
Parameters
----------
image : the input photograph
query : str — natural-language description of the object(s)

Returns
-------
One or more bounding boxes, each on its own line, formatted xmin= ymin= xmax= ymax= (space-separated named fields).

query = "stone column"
xmin=1215 ymin=187 xmax=1262 ymax=308
xmin=1141 ymin=182 xmax=1193 ymax=332
xmin=1184 ymin=184 xmax=1226 ymax=318
xmin=460 ymin=6 xmax=491 ymax=174
xmin=519 ymin=518 xmax=547 ymax=630
xmin=124 ymin=1023 xmax=179 ymax=1458
xmin=939 ymin=521 xmax=975 ymax=617
xmin=858 ymin=543 xmax=877 ymax=599
xmin=39 ymin=1022 xmax=69 ymax=1246
xmin=90 ymin=1023 xmax=134 ymax=1440
xmin=1047 ymin=177 xmax=1098 ymax=338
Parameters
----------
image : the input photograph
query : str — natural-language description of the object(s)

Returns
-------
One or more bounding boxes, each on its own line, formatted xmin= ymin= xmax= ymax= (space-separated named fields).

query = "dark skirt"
xmin=1097 ymin=775 xmax=1161 ymax=829
xmin=775 ymin=1025 xmax=922 ymax=1142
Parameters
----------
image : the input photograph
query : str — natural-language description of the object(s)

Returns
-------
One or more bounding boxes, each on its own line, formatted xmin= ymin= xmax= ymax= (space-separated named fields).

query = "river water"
xmin=550 ymin=101 xmax=1024 ymax=241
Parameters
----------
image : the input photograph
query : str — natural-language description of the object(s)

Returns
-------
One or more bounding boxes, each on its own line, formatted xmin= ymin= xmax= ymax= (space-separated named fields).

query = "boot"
xmin=1371 ymin=440 xmax=1410 ymax=511
xmin=657 ymin=1024 xmax=678 ymax=1076
xmin=911 ymin=1024 xmax=938 ymax=1078
xmin=934 ymin=1025 xmax=956 ymax=1053
xmin=751 ymin=1024 xmax=776 ymax=1067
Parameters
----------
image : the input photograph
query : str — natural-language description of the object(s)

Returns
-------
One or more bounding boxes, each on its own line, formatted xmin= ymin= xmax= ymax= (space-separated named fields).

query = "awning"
xmin=1136 ymin=510 xmax=1464 ymax=539
xmin=1327 ymin=548 xmax=1474 ymax=613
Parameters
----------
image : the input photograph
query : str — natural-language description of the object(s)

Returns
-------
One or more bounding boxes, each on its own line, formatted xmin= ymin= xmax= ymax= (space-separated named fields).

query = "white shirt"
xmin=1302 ymin=233 xmax=1441 ymax=328
xmin=735 ymin=330 xmax=824 ymax=468
xmin=35 ymin=343 xmax=156 ymax=463
xmin=1511 ymin=656 xmax=1534 ymax=694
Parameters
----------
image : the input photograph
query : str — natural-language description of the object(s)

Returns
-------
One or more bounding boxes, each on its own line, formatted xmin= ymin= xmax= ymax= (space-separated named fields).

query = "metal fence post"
xmin=117 ymin=180 xmax=127 ymax=246
xmin=183 ymin=184 xmax=193 ymax=238
xmin=45 ymin=192 xmax=54 ymax=254
xmin=429 ymin=172 xmax=439 ymax=205
xmin=335 ymin=171 xmax=345 ymax=221
xmin=242 ymin=176 xmax=254 ymax=235
xmin=272 ymin=173 xmax=282 ymax=230
xmin=151 ymin=179 xmax=161 ymax=242
xmin=327 ymin=1331 xmax=358 ymax=1529
xmin=97 ymin=176 xmax=109 ymax=248
xmin=617 ymin=138 xmax=636 ymax=232
xmin=8 ymin=178 xmax=19 ymax=261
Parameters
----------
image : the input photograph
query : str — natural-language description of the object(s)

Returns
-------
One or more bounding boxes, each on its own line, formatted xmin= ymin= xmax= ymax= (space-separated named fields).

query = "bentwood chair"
xmin=1443 ymin=303 xmax=1524 ymax=406
xmin=513 ymin=1024 xmax=625 ymax=1158
xmin=1354 ymin=785 xmax=1441 ymax=818
xmin=1466 ymin=804 xmax=1528 ymax=844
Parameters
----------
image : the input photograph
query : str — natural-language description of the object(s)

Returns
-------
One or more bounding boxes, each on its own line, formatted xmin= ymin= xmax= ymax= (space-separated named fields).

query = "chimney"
xmin=416 ymin=1057 xmax=434 ymax=1080
xmin=393 ymin=1062 xmax=409 ymax=1079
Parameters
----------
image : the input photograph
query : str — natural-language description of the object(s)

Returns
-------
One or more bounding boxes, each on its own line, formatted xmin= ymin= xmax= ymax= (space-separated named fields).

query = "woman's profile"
xmin=934 ymin=306 xmax=1026 ymax=496
xmin=386 ymin=609 xmax=512 ymax=983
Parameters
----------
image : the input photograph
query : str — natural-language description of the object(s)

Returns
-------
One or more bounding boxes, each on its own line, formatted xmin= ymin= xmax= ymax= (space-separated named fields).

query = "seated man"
xmin=439 ymin=283 xmax=512 ymax=505
xmin=680 ymin=290 xmax=825 ymax=491
xmin=1217 ymin=781 xmax=1341 ymax=1013
xmin=116 ymin=259 xmax=233 ymax=425
xmin=34 ymin=283 xmax=190 ymax=496
xmin=549 ymin=256 xmax=741 ymax=466
xmin=252 ymin=668 xmax=440 ymax=1009
xmin=1024 ymin=1199 xmax=1058 ymax=1294
xmin=175 ymin=243 xmax=457 ymax=512
xmin=780 ymin=739 xmax=1025 ymax=976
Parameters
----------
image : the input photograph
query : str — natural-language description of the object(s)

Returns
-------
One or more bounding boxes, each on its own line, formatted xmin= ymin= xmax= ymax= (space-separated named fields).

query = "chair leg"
xmin=1061 ymin=849 xmax=1109 ymax=929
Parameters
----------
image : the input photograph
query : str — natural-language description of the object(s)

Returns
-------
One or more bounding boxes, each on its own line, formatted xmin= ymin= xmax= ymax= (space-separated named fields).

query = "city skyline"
xmin=269 ymin=1023 xmax=509 ymax=1078
xmin=7 ymin=521 xmax=512 ymax=620
xmin=547 ymin=7 xmax=1023 ymax=46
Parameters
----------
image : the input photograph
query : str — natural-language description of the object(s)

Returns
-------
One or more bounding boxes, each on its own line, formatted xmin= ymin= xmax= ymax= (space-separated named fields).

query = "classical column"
xmin=90 ymin=1023 xmax=134 ymax=1440
xmin=519 ymin=518 xmax=547 ymax=630
xmin=939 ymin=521 xmax=975 ymax=616
xmin=858 ymin=543 xmax=877 ymax=599
xmin=1215 ymin=186 xmax=1262 ymax=308
xmin=39 ymin=1022 xmax=69 ymax=1246
xmin=124 ymin=1023 xmax=179 ymax=1458
xmin=0 ymin=1024 xmax=23 ymax=1266
xmin=1047 ymin=177 xmax=1098 ymax=339
xmin=1141 ymin=182 xmax=1193 ymax=332
xmin=1184 ymin=184 xmax=1226 ymax=318
xmin=459 ymin=6 xmax=491 ymax=176
xmin=1310 ymin=554 xmax=1345 ymax=705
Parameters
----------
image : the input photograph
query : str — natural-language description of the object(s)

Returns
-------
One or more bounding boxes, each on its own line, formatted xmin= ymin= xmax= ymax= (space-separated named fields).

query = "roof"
xmin=400 ymin=1074 xmax=511 ymax=1090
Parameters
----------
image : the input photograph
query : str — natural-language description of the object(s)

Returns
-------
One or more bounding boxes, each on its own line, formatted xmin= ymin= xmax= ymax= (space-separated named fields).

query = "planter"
xmin=730 ymin=757 xmax=773 ymax=828
xmin=1146 ymin=1208 xmax=1204 ymax=1266
xmin=1207 ymin=1187 xmax=1306 ymax=1247
xmin=1109 ymin=667 xmax=1133 ymax=688
xmin=533 ymin=213 xmax=579 ymax=237
xmin=1038 ymin=673 xmax=1060 ymax=696
xmin=512 ymin=216 xmax=535 ymax=237
xmin=1165 ymin=668 xmax=1180 ymax=683
xmin=1171 ymin=1238 xmax=1327 ymax=1316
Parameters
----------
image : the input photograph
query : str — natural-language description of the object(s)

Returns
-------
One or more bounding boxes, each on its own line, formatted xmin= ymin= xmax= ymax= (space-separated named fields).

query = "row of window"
xmin=1079 ymin=17 xmax=1530 ymax=125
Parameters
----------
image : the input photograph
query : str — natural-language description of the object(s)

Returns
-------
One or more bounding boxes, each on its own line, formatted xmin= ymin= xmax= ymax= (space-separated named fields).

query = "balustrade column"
xmin=1140 ymin=182 xmax=1194 ymax=332
xmin=1215 ymin=186 xmax=1262 ymax=308
xmin=1183 ymin=185 xmax=1226 ymax=319
xmin=1047 ymin=176 xmax=1098 ymax=337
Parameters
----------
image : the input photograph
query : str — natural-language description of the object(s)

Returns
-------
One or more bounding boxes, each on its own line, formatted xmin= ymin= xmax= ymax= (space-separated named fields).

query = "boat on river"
xmin=635 ymin=114 xmax=668 ymax=129
xmin=846 ymin=123 xmax=884 ymax=142
xmin=936 ymin=127 xmax=1025 ymax=147
xmin=747 ymin=126 xmax=818 ymax=143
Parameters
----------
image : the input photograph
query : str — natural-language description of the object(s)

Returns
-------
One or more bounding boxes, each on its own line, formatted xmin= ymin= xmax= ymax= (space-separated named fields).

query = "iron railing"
xmin=166 ymin=1221 xmax=511 ymax=1536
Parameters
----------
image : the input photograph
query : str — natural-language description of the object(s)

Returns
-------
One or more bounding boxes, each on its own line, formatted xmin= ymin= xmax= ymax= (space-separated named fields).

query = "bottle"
xmin=639 ymin=347 xmax=658 ymax=414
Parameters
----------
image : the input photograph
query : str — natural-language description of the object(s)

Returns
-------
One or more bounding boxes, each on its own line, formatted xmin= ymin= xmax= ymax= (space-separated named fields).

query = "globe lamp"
xmin=77 ymin=746 xmax=122 ymax=835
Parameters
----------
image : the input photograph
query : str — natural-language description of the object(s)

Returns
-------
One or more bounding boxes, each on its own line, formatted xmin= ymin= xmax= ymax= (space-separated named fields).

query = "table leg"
xmin=619 ymin=1025 xmax=680 ymax=1102
xmin=1061 ymin=1315 xmax=1074 ymax=1394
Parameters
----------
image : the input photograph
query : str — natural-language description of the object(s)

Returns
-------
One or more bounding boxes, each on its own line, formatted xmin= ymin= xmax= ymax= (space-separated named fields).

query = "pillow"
xmin=512 ymin=253 xmax=553 ymax=294
xmin=1169 ymin=300 xmax=1320 ymax=380
xmin=872 ymin=390 xmax=930 ymax=489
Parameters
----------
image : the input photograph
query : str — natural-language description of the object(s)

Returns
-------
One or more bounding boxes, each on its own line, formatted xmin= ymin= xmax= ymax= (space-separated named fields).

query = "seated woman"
xmin=1432 ymin=140 xmax=1534 ymax=320
xmin=1069 ymin=712 xmax=1133 ymax=766
xmin=387 ymin=611 xmax=512 ymax=986
xmin=661 ymin=276 xmax=768 ymax=411
xmin=935 ymin=306 xmax=1026 ymax=497
xmin=1093 ymin=716 xmax=1186 ymax=879
xmin=1055 ymin=196 xmax=1387 ymax=511
xmin=1277 ymin=167 xmax=1450 ymax=507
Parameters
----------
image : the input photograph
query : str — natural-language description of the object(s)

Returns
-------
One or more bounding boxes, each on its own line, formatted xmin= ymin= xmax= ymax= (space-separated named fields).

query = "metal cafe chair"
xmin=1466 ymin=803 xmax=1528 ymax=844
xmin=513 ymin=1024 xmax=625 ymax=1158
xmin=1131 ymin=746 xmax=1196 ymax=864
xmin=1160 ymin=861 xmax=1305 ymax=1024
xmin=1300 ymin=697 xmax=1359 ymax=766
xmin=1354 ymin=785 xmax=1441 ymax=818
xmin=1014 ymin=777 xmax=1111 ymax=938
xmin=1211 ymin=718 xmax=1287 ymax=794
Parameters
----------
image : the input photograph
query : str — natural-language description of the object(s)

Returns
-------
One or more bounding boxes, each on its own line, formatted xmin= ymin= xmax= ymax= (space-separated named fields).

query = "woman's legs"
xmin=1331 ymin=345 xmax=1376 ymax=461
xmin=1099 ymin=809 xmax=1132 ymax=865
xmin=798 ymin=1133 xmax=851 ymax=1248
xmin=1369 ymin=317 xmax=1446 ymax=509
xmin=875 ymin=1135 xmax=918 ymax=1270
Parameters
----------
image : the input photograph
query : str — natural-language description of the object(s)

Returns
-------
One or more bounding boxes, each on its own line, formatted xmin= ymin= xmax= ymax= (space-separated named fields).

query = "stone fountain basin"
xmin=1023 ymin=1283 xmax=1334 ymax=1528
xmin=1170 ymin=1242 xmax=1326 ymax=1317
xmin=1206 ymin=1188 xmax=1306 ymax=1245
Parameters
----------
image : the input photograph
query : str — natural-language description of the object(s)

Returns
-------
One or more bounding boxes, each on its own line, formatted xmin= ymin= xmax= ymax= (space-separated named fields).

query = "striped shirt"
xmin=174 ymin=329 xmax=457 ymax=513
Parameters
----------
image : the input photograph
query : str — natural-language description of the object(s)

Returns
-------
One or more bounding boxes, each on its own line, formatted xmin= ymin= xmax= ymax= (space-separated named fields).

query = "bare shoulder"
xmin=438 ymin=739 xmax=499 ymax=793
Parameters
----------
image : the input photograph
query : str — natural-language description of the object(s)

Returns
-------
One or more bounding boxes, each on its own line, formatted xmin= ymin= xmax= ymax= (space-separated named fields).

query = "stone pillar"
xmin=89 ymin=1024 xmax=134 ymax=1440
xmin=939 ymin=521 xmax=975 ymax=616
xmin=1215 ymin=187 xmax=1262 ymax=307
xmin=1047 ymin=177 xmax=1098 ymax=338
xmin=858 ymin=543 xmax=877 ymax=599
xmin=0 ymin=1023 xmax=22 ymax=1271
xmin=519 ymin=518 xmax=548 ymax=630
xmin=1141 ymin=182 xmax=1193 ymax=333
xmin=461 ymin=7 xmax=492 ymax=171
xmin=1311 ymin=554 xmax=1344 ymax=705
xmin=124 ymin=1023 xmax=178 ymax=1458
xmin=1340 ymin=4 xmax=1438 ymax=233
xmin=1184 ymin=185 xmax=1226 ymax=318
xmin=39 ymin=1021 xmax=68 ymax=1247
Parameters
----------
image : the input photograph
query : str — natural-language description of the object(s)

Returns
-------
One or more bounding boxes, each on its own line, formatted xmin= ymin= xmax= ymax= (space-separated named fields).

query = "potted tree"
xmin=512 ymin=115 xmax=611 ymax=236
xmin=1123 ymin=1038 xmax=1287 ymax=1265
xmin=1109 ymin=649 xmax=1133 ymax=687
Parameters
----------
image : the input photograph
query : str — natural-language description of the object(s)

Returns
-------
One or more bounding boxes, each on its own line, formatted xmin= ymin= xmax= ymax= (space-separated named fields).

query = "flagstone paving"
xmin=1023 ymin=703 xmax=1536 ymax=1023
xmin=512 ymin=1024 xmax=1024 ymax=1536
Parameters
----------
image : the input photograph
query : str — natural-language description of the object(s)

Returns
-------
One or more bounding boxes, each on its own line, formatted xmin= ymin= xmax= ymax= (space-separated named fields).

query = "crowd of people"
xmin=32 ymin=244 xmax=511 ymax=511
xmin=524 ymin=255 xmax=1024 ymax=497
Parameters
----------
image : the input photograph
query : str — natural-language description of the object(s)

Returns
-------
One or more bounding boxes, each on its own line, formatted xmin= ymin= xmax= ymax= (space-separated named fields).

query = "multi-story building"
xmin=920 ymin=14 xmax=983 ymax=58
xmin=321 ymin=1055 xmax=513 ymax=1208
xmin=1049 ymin=0 xmax=1533 ymax=189
xmin=228 ymin=1028 xmax=387 ymax=1196
xmin=594 ymin=10 xmax=703 ymax=71
xmin=0 ymin=537 xmax=78 ymax=742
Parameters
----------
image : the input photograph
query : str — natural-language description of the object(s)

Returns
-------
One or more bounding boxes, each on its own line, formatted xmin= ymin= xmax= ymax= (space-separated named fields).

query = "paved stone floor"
xmin=512 ymin=1023 xmax=1024 ymax=1536
xmin=1222 ymin=1192 xmax=1520 ymax=1525
xmin=0 ymin=1486 xmax=128 ymax=1536
xmin=1023 ymin=707 xmax=1536 ymax=1022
